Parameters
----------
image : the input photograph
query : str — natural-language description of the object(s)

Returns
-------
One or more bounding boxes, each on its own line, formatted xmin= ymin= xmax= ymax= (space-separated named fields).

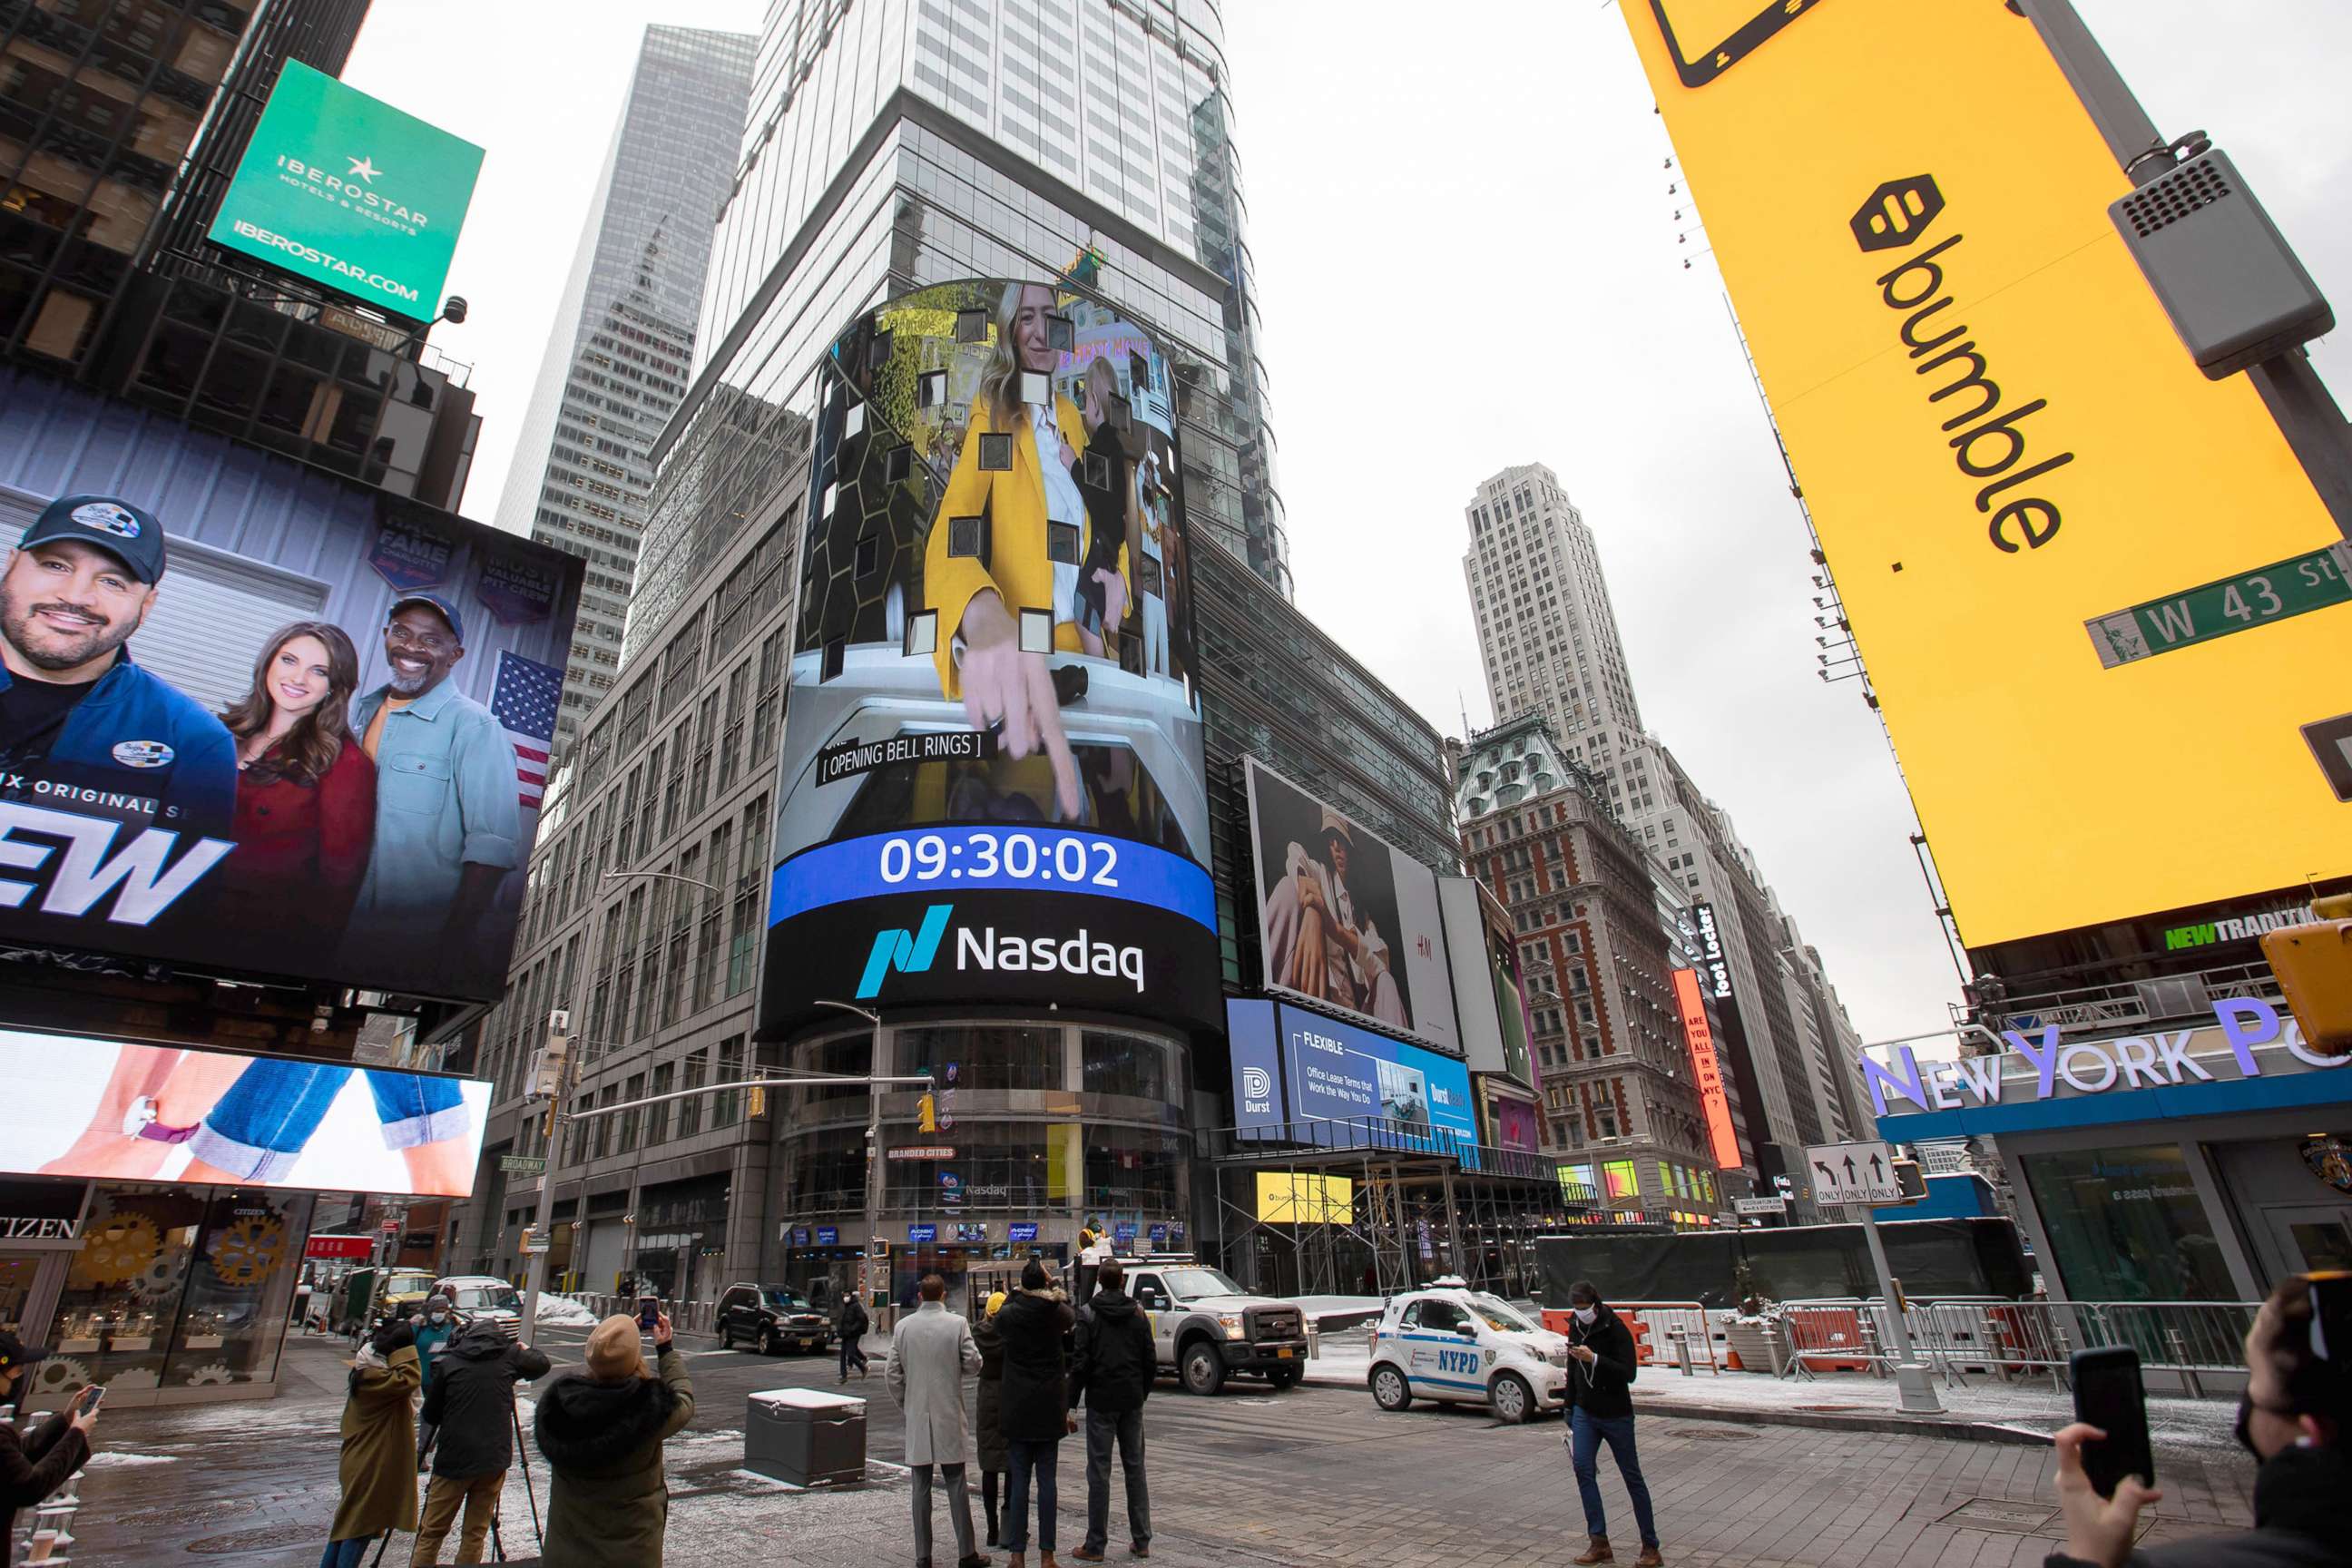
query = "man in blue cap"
xmin=339 ymin=592 xmax=520 ymax=988
xmin=0 ymin=494 xmax=235 ymax=841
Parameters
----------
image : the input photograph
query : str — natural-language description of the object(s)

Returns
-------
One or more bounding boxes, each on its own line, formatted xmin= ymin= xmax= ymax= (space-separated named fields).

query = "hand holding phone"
xmin=2070 ymin=1348 xmax=2155 ymax=1497
xmin=636 ymin=1295 xmax=661 ymax=1332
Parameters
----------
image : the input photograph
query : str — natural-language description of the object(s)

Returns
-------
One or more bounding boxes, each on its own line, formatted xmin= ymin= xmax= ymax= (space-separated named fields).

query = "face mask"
xmin=429 ymin=1312 xmax=447 ymax=1325
xmin=1573 ymin=1306 xmax=1597 ymax=1326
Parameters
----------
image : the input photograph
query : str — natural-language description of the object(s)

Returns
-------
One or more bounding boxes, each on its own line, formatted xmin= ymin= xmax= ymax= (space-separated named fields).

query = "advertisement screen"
xmin=0 ymin=479 xmax=583 ymax=1002
xmin=1671 ymin=967 xmax=1742 ymax=1170
xmin=1247 ymin=759 xmax=1459 ymax=1053
xmin=4 ymin=1031 xmax=488 ymax=1198
xmin=1440 ymin=876 xmax=1532 ymax=1082
xmin=205 ymin=61 xmax=484 ymax=318
xmin=1624 ymin=4 xmax=2352 ymax=946
xmin=760 ymin=279 xmax=1218 ymax=1034
xmin=1226 ymin=995 xmax=1284 ymax=1139
xmin=1482 ymin=1081 xmax=1543 ymax=1156
xmin=1277 ymin=1003 xmax=1478 ymax=1169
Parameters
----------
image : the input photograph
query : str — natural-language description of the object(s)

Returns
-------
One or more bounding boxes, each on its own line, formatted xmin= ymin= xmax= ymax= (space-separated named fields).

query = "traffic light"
xmin=917 ymin=1093 xmax=937 ymax=1133
xmin=2263 ymin=894 xmax=2352 ymax=1057
xmin=1891 ymin=1158 xmax=1927 ymax=1201
xmin=747 ymin=1085 xmax=767 ymax=1119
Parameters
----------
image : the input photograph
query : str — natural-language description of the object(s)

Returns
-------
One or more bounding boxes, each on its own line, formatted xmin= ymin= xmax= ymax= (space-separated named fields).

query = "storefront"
xmin=0 ymin=1177 xmax=313 ymax=1409
xmin=1871 ymin=996 xmax=2352 ymax=1303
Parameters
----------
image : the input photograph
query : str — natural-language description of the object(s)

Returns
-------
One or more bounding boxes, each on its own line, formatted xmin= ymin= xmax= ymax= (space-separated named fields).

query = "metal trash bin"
xmin=745 ymin=1387 xmax=867 ymax=1487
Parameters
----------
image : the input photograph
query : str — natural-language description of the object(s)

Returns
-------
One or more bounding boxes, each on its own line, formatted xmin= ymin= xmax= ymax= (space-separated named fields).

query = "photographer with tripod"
xmin=411 ymin=1317 xmax=549 ymax=1564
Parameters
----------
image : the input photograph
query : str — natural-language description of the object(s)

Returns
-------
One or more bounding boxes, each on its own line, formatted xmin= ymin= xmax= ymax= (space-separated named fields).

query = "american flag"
xmin=491 ymin=651 xmax=562 ymax=809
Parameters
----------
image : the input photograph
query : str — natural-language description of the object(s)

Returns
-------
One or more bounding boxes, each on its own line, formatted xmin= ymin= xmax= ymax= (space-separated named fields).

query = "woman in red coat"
xmin=218 ymin=621 xmax=376 ymax=959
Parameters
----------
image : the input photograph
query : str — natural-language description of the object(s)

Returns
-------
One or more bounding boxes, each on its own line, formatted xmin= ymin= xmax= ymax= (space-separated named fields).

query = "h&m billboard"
xmin=1624 ymin=2 xmax=2351 ymax=947
xmin=207 ymin=62 xmax=484 ymax=318
xmin=759 ymin=279 xmax=1219 ymax=1034
xmin=0 ymin=382 xmax=582 ymax=1002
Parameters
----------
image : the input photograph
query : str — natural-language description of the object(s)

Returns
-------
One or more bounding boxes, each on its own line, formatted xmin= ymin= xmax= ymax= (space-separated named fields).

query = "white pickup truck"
xmin=1123 ymin=1259 xmax=1310 ymax=1396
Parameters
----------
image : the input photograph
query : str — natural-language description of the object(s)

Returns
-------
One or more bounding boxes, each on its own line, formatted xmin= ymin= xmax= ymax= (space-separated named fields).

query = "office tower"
xmin=623 ymin=0 xmax=1288 ymax=667
xmin=1461 ymin=461 xmax=1863 ymax=1203
xmin=494 ymin=25 xmax=756 ymax=754
xmin=0 ymin=0 xmax=368 ymax=371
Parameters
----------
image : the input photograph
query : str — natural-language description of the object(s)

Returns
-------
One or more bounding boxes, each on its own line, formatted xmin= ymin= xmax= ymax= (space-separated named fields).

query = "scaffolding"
xmin=1210 ymin=1117 xmax=1591 ymax=1300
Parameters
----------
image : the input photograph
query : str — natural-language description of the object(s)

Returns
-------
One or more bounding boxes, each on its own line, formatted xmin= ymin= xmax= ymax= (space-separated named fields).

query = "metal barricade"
xmin=1612 ymin=1301 xmax=1720 ymax=1375
xmin=1779 ymin=1299 xmax=1877 ymax=1377
xmin=1771 ymin=1297 xmax=2259 ymax=1396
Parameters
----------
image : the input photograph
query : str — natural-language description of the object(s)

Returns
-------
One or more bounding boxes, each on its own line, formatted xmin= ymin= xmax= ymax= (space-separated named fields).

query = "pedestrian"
xmin=411 ymin=1293 xmax=459 ymax=1404
xmin=2043 ymin=1270 xmax=2348 ymax=1567
xmin=839 ymin=1287 xmax=872 ymax=1383
xmin=975 ymin=1290 xmax=1010 ymax=1548
xmin=1562 ymin=1279 xmax=1661 ymax=1566
xmin=409 ymin=1317 xmax=551 ymax=1564
xmin=0 ymin=1329 xmax=98 ymax=1542
xmin=995 ymin=1257 xmax=1077 ymax=1568
xmin=887 ymin=1273 xmax=992 ymax=1568
xmin=1068 ymin=1258 xmax=1153 ymax=1562
xmin=533 ymin=1310 xmax=695 ymax=1567
xmin=322 ymin=1318 xmax=422 ymax=1568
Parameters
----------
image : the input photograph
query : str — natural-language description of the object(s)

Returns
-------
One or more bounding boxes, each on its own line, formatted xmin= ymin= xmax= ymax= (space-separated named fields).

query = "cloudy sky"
xmin=344 ymin=3 xmax=2350 ymax=1044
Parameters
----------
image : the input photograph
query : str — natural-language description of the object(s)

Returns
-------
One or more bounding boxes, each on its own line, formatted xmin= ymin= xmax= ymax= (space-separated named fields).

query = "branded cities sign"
xmin=1623 ymin=2 xmax=2351 ymax=949
xmin=207 ymin=61 xmax=484 ymax=316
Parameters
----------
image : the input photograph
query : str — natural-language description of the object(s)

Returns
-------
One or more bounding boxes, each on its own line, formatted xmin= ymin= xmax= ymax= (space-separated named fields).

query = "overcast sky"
xmin=344 ymin=3 xmax=2351 ymax=1045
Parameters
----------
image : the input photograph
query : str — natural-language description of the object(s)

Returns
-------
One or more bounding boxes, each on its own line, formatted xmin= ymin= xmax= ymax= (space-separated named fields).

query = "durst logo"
xmin=1850 ymin=174 xmax=2076 ymax=554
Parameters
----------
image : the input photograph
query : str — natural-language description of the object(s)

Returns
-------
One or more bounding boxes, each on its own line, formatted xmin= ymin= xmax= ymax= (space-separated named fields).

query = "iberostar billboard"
xmin=6 ymin=1031 xmax=489 ymax=1198
xmin=1246 ymin=758 xmax=1460 ymax=1054
xmin=760 ymin=279 xmax=1219 ymax=1033
xmin=206 ymin=61 xmax=483 ymax=317
xmin=0 ymin=407 xmax=583 ymax=1002
xmin=1625 ymin=3 xmax=2352 ymax=946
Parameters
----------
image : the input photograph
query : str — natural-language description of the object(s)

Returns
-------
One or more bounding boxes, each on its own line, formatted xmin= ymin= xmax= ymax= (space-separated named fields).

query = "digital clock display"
xmin=769 ymin=825 xmax=1217 ymax=931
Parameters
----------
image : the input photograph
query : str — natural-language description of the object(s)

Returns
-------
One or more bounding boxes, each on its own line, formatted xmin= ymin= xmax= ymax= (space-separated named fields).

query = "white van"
xmin=1367 ymin=1279 xmax=1570 ymax=1424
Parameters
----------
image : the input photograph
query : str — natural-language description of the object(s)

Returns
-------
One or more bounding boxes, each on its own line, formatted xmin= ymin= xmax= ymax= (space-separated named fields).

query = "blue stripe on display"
xmin=769 ymin=826 xmax=1216 ymax=930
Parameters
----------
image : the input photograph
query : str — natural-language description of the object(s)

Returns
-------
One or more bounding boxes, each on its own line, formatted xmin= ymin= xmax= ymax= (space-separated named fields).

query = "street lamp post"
xmin=815 ymin=999 xmax=886 ymax=1307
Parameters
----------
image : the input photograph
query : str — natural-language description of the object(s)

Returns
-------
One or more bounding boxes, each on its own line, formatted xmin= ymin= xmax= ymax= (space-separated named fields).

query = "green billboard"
xmin=205 ymin=61 xmax=483 ymax=318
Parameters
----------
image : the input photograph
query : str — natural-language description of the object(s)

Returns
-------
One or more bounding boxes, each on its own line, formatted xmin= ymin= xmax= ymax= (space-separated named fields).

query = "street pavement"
xmin=59 ymin=1326 xmax=2256 ymax=1566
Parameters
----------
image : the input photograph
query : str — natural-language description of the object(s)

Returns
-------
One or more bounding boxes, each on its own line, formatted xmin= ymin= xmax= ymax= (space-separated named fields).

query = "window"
xmin=645 ymin=1062 xmax=673 ymax=1145
xmin=677 ymin=1050 xmax=707 ymax=1139
xmin=711 ymin=1036 xmax=746 ymax=1127
xmin=617 ymin=1073 xmax=644 ymax=1152
xmin=2021 ymin=1143 xmax=2235 ymax=1302
xmin=1602 ymin=1159 xmax=1639 ymax=1200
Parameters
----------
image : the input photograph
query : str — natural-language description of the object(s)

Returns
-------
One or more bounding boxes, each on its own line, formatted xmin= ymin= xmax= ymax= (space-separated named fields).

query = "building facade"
xmin=1454 ymin=714 xmax=1740 ymax=1227
xmin=623 ymin=0 xmax=1288 ymax=673
xmin=1460 ymin=461 xmax=1867 ymax=1212
xmin=491 ymin=25 xmax=756 ymax=756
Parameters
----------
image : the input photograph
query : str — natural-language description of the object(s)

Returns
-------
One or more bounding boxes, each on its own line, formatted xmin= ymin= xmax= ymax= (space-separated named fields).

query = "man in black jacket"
xmin=1563 ymin=1281 xmax=1660 ymax=1566
xmin=0 ymin=1330 xmax=96 ymax=1544
xmin=411 ymin=1318 xmax=551 ymax=1564
xmin=2044 ymin=1271 xmax=2348 ymax=1568
xmin=1068 ymin=1259 xmax=1154 ymax=1562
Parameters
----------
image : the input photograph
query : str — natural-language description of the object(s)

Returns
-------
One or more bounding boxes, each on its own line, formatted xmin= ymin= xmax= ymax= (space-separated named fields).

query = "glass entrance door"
xmin=2262 ymin=1205 xmax=2352 ymax=1277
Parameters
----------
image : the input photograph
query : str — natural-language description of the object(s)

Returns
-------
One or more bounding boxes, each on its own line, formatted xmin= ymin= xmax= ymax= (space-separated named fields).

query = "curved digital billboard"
xmin=759 ymin=279 xmax=1218 ymax=1034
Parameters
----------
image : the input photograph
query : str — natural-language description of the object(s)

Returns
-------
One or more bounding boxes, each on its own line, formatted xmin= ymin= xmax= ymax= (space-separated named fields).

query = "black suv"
xmin=717 ymin=1282 xmax=833 ymax=1356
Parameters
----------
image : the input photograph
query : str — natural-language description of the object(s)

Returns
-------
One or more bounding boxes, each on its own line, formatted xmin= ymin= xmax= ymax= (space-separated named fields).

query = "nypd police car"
xmin=1367 ymin=1279 xmax=1570 ymax=1424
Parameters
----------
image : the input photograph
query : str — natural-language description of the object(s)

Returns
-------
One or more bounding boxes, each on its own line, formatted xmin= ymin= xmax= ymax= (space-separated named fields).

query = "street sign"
xmin=2089 ymin=541 xmax=2351 ymax=667
xmin=499 ymin=1155 xmax=546 ymax=1174
xmin=379 ymin=1218 xmax=401 ymax=1234
xmin=1804 ymin=1140 xmax=1905 ymax=1206
xmin=1735 ymin=1196 xmax=1788 ymax=1216
xmin=519 ymin=1227 xmax=550 ymax=1255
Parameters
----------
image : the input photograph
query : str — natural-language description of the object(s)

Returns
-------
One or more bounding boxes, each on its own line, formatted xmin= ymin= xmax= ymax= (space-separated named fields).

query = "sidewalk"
xmin=1300 ymin=1338 xmax=2240 ymax=1452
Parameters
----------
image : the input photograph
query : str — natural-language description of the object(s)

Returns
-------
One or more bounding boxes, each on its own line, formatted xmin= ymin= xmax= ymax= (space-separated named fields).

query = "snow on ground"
xmin=83 ymin=1451 xmax=177 ymax=1468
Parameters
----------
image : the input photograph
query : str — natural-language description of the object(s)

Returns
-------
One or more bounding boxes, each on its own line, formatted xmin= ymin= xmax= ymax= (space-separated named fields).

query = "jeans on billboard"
xmin=187 ymin=1062 xmax=469 ymax=1181
xmin=1004 ymin=1437 xmax=1059 ymax=1553
xmin=1569 ymin=1406 xmax=1658 ymax=1548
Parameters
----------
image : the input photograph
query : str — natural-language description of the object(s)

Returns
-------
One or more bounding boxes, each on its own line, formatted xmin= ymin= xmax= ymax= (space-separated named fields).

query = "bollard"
xmin=1671 ymin=1326 xmax=1694 ymax=1377
xmin=2167 ymin=1328 xmax=2202 ymax=1400
xmin=1307 ymin=1323 xmax=1320 ymax=1360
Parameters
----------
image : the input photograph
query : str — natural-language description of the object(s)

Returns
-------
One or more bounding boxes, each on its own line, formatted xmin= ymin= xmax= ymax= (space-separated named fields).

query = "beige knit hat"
xmin=585 ymin=1315 xmax=647 ymax=1380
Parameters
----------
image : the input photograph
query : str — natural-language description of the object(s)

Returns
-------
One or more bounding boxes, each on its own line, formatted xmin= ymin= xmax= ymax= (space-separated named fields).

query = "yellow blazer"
xmin=925 ymin=393 xmax=1132 ymax=701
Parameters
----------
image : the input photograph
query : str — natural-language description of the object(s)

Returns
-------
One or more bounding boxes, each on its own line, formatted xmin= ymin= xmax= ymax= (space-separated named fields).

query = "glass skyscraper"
xmin=622 ymin=0 xmax=1288 ymax=669
xmin=494 ymin=24 xmax=757 ymax=753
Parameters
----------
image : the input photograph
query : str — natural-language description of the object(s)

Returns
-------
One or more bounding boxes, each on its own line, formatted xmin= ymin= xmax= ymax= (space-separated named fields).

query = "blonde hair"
xmin=978 ymin=280 xmax=1056 ymax=430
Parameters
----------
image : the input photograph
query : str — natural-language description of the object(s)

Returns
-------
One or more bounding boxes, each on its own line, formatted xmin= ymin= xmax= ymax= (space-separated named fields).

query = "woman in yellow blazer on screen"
xmin=925 ymin=280 xmax=1129 ymax=821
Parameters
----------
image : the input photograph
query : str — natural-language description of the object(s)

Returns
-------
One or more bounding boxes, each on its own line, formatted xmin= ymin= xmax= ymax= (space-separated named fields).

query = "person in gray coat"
xmin=888 ymin=1273 xmax=992 ymax=1568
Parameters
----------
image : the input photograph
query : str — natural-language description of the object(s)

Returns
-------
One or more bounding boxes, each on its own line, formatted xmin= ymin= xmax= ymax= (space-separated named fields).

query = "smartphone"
xmin=74 ymin=1385 xmax=103 ymax=1417
xmin=637 ymin=1295 xmax=661 ymax=1332
xmin=2071 ymin=1347 xmax=2154 ymax=1498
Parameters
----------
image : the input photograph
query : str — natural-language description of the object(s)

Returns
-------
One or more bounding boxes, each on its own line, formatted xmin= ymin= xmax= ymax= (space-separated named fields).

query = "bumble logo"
xmin=1854 ymin=173 xmax=2077 ymax=554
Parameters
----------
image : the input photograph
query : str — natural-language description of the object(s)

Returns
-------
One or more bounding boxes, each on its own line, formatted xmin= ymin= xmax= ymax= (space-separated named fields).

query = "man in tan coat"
xmin=888 ymin=1274 xmax=989 ymax=1568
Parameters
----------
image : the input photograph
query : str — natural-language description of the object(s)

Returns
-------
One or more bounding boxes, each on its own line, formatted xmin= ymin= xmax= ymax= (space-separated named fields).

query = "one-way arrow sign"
xmin=1805 ymin=1140 xmax=1904 ymax=1206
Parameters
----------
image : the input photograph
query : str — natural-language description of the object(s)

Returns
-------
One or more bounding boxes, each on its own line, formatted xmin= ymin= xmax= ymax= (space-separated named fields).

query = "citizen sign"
xmin=1868 ymin=998 xmax=2346 ymax=1116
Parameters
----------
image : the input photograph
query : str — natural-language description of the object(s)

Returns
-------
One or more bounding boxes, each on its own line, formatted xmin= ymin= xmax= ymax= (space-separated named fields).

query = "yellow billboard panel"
xmin=1624 ymin=1 xmax=2350 ymax=946
xmin=1254 ymin=1171 xmax=1356 ymax=1226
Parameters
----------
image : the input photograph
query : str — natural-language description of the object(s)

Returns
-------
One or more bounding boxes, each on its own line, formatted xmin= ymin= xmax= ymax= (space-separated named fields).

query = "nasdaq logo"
xmin=856 ymin=904 xmax=954 ymax=999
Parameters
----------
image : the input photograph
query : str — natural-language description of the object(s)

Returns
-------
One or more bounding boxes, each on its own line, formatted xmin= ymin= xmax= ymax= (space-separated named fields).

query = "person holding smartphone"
xmin=534 ymin=1311 xmax=696 ymax=1567
xmin=0 ymin=1331 xmax=98 ymax=1543
xmin=2048 ymin=1272 xmax=2349 ymax=1567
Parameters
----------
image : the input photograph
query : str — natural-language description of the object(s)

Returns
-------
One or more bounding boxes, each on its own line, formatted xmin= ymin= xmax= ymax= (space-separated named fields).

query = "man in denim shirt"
xmin=338 ymin=593 xmax=519 ymax=991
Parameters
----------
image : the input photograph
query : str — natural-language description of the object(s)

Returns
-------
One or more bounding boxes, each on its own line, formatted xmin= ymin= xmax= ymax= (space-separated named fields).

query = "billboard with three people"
xmin=760 ymin=279 xmax=1220 ymax=1033
xmin=0 ymin=389 xmax=583 ymax=1002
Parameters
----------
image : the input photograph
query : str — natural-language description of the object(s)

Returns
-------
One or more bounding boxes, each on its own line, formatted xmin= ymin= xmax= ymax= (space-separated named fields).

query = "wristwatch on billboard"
xmin=1649 ymin=0 xmax=1822 ymax=88
xmin=122 ymin=1094 xmax=201 ymax=1144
